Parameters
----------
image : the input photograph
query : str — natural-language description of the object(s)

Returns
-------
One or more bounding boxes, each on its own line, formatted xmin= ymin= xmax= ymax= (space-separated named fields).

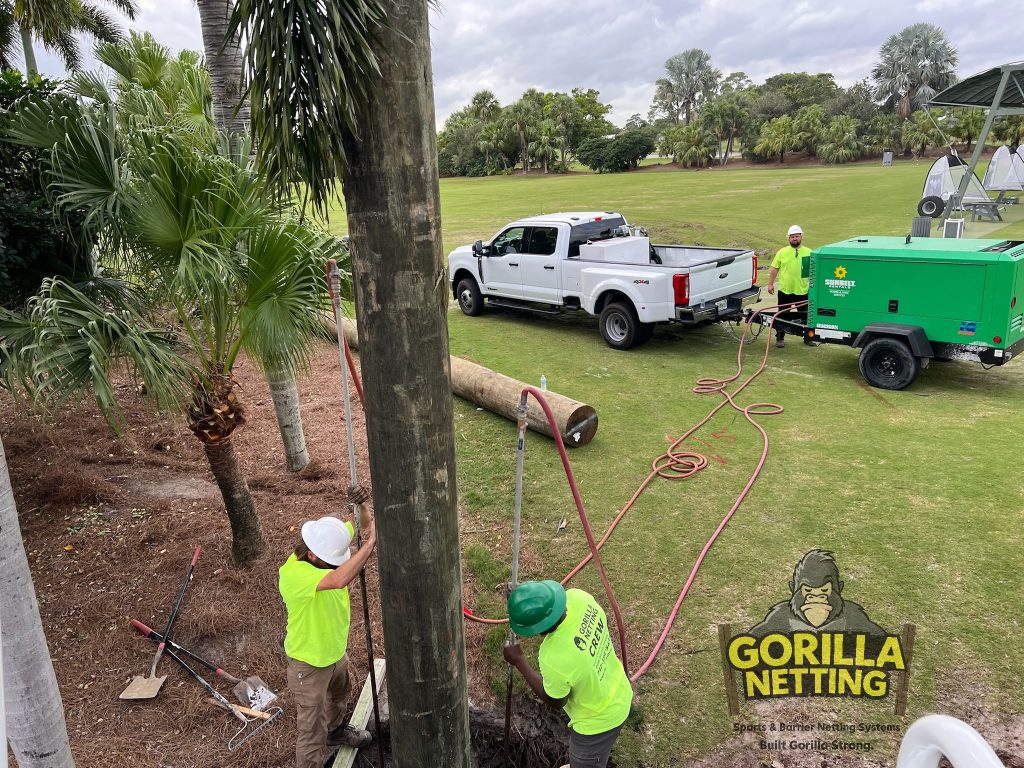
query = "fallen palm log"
xmin=323 ymin=316 xmax=598 ymax=447
xmin=449 ymin=357 xmax=598 ymax=448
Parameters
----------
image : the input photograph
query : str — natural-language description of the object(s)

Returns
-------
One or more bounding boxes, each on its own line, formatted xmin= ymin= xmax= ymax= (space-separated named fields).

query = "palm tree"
xmin=196 ymin=0 xmax=248 ymax=137
xmin=529 ymin=119 xmax=562 ymax=174
xmin=231 ymin=0 xmax=472 ymax=763
xmin=4 ymin=85 xmax=340 ymax=565
xmin=477 ymin=120 xmax=504 ymax=173
xmin=701 ymin=99 xmax=747 ymax=165
xmin=0 ymin=0 xmax=137 ymax=76
xmin=469 ymin=89 xmax=499 ymax=125
xmin=818 ymin=115 xmax=864 ymax=164
xmin=793 ymin=104 xmax=825 ymax=156
xmin=951 ymin=107 xmax=986 ymax=152
xmin=670 ymin=122 xmax=715 ymax=168
xmin=872 ymin=23 xmax=958 ymax=119
xmin=755 ymin=115 xmax=799 ymax=163
xmin=506 ymin=98 xmax=536 ymax=173
xmin=0 ymin=435 xmax=75 ymax=768
xmin=661 ymin=48 xmax=722 ymax=124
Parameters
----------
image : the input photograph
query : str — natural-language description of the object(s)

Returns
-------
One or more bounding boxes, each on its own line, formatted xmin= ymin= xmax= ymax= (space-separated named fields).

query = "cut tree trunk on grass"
xmin=449 ymin=357 xmax=599 ymax=447
xmin=0 ymin=436 xmax=75 ymax=768
xmin=330 ymin=321 xmax=599 ymax=447
xmin=202 ymin=438 xmax=266 ymax=565
xmin=265 ymin=364 xmax=310 ymax=472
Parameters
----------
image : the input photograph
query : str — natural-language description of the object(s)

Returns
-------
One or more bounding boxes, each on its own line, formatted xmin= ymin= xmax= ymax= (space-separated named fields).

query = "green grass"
xmin=324 ymin=161 xmax=1024 ymax=765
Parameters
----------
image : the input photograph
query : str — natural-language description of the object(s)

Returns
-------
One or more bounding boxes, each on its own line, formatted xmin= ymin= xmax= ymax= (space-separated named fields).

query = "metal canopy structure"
xmin=928 ymin=61 xmax=1024 ymax=213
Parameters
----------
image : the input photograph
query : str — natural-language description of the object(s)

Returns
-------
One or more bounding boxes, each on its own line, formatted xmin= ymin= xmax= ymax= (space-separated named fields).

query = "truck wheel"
xmin=917 ymin=195 xmax=945 ymax=218
xmin=456 ymin=277 xmax=484 ymax=316
xmin=858 ymin=337 xmax=920 ymax=390
xmin=600 ymin=302 xmax=642 ymax=350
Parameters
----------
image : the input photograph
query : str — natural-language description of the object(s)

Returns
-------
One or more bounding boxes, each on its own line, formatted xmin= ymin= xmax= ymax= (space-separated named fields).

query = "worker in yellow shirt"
xmin=767 ymin=224 xmax=817 ymax=348
xmin=279 ymin=486 xmax=377 ymax=768
xmin=503 ymin=581 xmax=633 ymax=768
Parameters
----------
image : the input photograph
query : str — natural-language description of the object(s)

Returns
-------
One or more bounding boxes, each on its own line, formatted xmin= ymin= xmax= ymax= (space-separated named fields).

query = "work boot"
xmin=327 ymin=724 xmax=373 ymax=748
xmin=775 ymin=336 xmax=785 ymax=348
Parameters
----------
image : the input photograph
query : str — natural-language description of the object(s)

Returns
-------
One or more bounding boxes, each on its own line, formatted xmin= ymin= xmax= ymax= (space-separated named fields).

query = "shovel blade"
xmin=232 ymin=677 xmax=277 ymax=710
xmin=119 ymin=674 xmax=168 ymax=700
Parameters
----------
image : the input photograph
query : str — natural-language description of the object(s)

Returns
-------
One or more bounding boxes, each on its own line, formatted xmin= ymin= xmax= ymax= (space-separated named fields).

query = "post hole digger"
xmin=120 ymin=545 xmax=201 ymax=700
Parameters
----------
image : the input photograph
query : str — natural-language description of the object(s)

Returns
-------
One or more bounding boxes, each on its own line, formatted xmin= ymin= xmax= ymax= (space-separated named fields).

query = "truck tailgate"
xmin=684 ymin=251 xmax=755 ymax=305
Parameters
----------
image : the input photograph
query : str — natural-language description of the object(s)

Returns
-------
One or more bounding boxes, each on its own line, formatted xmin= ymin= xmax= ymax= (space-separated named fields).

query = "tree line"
xmin=439 ymin=22 xmax=1024 ymax=176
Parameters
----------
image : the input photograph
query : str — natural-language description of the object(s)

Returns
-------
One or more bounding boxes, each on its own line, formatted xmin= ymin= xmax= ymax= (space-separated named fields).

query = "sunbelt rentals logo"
xmin=825 ymin=265 xmax=855 ymax=297
xmin=725 ymin=550 xmax=906 ymax=701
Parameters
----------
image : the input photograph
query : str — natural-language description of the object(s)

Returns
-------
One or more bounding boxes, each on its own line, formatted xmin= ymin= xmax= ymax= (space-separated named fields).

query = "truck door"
xmin=518 ymin=225 xmax=561 ymax=303
xmin=483 ymin=226 xmax=526 ymax=298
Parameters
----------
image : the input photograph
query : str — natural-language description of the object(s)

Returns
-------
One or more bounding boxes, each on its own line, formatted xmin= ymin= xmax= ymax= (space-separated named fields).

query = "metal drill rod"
xmin=504 ymin=392 xmax=530 ymax=748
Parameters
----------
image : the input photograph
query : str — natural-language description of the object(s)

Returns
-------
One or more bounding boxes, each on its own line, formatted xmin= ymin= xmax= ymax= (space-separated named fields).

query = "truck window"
xmin=568 ymin=216 xmax=627 ymax=257
xmin=525 ymin=226 xmax=558 ymax=255
xmin=492 ymin=227 xmax=526 ymax=255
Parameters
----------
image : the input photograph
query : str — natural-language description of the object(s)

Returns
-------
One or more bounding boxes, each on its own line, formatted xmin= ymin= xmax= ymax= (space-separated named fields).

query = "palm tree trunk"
xmin=265 ymin=364 xmax=309 ymax=472
xmin=339 ymin=0 xmax=471 ymax=764
xmin=20 ymin=28 xmax=37 ymax=77
xmin=196 ymin=0 xmax=250 ymax=137
xmin=202 ymin=439 xmax=266 ymax=565
xmin=520 ymin=130 xmax=528 ymax=173
xmin=0 ymin=437 xmax=75 ymax=768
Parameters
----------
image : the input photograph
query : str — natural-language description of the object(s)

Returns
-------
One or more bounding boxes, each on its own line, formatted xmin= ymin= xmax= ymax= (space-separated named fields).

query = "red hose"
xmin=325 ymin=261 xmax=365 ymax=406
xmin=464 ymin=303 xmax=803 ymax=682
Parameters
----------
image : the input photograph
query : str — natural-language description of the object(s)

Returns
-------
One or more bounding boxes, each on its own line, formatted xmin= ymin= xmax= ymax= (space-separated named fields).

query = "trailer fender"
xmin=853 ymin=324 xmax=933 ymax=357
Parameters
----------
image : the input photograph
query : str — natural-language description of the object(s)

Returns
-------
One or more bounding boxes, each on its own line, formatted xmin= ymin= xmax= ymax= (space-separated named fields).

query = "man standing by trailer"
xmin=279 ymin=486 xmax=377 ymax=768
xmin=767 ymin=224 xmax=817 ymax=348
xmin=502 ymin=580 xmax=633 ymax=768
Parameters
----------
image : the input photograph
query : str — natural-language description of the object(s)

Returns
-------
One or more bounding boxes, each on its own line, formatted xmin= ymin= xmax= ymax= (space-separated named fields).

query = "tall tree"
xmin=196 ymin=0 xmax=249 ymax=137
xmin=658 ymin=48 xmax=721 ymax=124
xmin=872 ymin=22 xmax=958 ymax=119
xmin=0 ymin=0 xmax=137 ymax=76
xmin=506 ymin=98 xmax=536 ymax=173
xmin=0 ymin=436 xmax=75 ymax=768
xmin=233 ymin=0 xmax=472 ymax=764
xmin=469 ymin=89 xmax=499 ymax=124
xmin=755 ymin=114 xmax=799 ymax=163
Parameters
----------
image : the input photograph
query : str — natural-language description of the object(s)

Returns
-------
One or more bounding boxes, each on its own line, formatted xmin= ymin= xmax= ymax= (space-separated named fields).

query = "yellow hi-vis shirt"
xmin=279 ymin=522 xmax=354 ymax=667
xmin=770 ymin=244 xmax=811 ymax=295
xmin=538 ymin=589 xmax=633 ymax=735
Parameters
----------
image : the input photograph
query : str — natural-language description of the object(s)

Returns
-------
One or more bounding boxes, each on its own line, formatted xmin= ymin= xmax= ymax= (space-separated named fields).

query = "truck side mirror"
xmin=472 ymin=240 xmax=483 ymax=255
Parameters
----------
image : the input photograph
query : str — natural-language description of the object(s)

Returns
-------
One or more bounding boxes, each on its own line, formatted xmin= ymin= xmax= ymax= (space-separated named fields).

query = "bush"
xmin=0 ymin=71 xmax=92 ymax=308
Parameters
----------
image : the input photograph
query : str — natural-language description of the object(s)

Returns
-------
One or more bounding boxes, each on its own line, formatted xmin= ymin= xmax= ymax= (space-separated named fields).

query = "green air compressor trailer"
xmin=804 ymin=236 xmax=1024 ymax=390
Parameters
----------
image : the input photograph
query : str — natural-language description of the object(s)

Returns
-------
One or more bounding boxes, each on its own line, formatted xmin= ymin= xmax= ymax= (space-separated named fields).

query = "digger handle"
xmin=129 ymin=618 xmax=241 ymax=684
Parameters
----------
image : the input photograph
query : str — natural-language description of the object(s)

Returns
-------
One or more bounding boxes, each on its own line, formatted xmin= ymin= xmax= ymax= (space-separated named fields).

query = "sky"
xmin=33 ymin=0 xmax=1022 ymax=128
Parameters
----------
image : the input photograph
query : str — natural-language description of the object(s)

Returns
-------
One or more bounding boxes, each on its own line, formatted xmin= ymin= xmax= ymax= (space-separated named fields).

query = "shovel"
xmin=120 ymin=545 xmax=202 ymax=700
xmin=129 ymin=618 xmax=277 ymax=710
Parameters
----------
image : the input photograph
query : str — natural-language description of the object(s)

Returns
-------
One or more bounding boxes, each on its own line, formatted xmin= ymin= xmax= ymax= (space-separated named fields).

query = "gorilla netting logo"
xmin=726 ymin=550 xmax=906 ymax=701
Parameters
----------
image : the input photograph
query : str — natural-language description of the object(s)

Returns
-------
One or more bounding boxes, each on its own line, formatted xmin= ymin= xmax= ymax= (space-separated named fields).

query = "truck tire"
xmin=456 ymin=276 xmax=484 ymax=316
xmin=917 ymin=195 xmax=945 ymax=218
xmin=600 ymin=302 xmax=645 ymax=350
xmin=858 ymin=337 xmax=920 ymax=390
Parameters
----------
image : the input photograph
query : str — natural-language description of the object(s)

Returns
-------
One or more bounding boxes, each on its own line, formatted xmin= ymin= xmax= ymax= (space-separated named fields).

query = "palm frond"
xmin=66 ymin=69 xmax=113 ymax=102
xmin=230 ymin=0 xmax=391 ymax=214
xmin=237 ymin=221 xmax=341 ymax=372
xmin=0 ymin=1 xmax=19 ymax=71
xmin=75 ymin=4 xmax=122 ymax=44
xmin=0 ymin=277 xmax=192 ymax=425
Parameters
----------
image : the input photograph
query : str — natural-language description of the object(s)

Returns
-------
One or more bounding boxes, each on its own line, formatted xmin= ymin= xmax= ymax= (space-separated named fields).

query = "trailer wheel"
xmin=456 ymin=277 xmax=484 ymax=316
xmin=917 ymin=195 xmax=945 ymax=218
xmin=600 ymin=302 xmax=645 ymax=350
xmin=858 ymin=337 xmax=920 ymax=390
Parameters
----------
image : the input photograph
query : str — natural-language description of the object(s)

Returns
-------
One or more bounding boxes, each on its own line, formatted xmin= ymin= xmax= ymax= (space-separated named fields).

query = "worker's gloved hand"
xmin=349 ymin=485 xmax=370 ymax=505
xmin=502 ymin=642 xmax=524 ymax=666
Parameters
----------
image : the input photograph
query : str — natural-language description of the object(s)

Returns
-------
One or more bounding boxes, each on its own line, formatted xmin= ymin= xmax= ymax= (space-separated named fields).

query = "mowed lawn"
xmin=325 ymin=161 xmax=1024 ymax=765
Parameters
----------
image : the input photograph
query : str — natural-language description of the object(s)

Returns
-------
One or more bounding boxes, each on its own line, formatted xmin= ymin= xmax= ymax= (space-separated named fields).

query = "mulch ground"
xmin=0 ymin=339 xmax=495 ymax=768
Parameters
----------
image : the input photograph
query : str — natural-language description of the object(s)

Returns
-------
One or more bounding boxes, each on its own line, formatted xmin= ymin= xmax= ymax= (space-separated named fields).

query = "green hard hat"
xmin=507 ymin=580 xmax=567 ymax=637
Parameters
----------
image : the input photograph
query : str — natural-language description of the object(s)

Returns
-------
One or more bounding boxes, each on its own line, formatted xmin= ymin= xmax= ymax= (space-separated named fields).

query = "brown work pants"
xmin=287 ymin=655 xmax=352 ymax=768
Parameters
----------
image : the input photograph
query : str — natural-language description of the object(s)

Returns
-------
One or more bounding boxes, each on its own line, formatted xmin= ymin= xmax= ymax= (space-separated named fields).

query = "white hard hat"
xmin=788 ymin=225 xmax=803 ymax=236
xmin=301 ymin=517 xmax=352 ymax=566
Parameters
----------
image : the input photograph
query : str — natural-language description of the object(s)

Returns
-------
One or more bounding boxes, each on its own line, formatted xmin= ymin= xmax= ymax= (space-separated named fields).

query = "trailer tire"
xmin=456 ymin=276 xmax=484 ymax=316
xmin=917 ymin=195 xmax=945 ymax=218
xmin=858 ymin=337 xmax=920 ymax=390
xmin=600 ymin=302 xmax=645 ymax=350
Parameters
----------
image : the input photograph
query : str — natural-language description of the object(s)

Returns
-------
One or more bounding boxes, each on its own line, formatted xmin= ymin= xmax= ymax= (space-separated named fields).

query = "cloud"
xmin=28 ymin=0 xmax=1024 ymax=127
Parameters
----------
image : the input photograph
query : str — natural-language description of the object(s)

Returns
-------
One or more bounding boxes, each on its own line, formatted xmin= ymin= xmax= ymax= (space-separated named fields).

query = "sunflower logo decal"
xmin=834 ymin=265 xmax=848 ymax=279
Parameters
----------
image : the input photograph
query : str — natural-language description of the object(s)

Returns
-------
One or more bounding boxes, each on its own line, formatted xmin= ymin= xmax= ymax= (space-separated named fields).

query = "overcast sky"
xmin=33 ymin=0 xmax=1021 ymax=128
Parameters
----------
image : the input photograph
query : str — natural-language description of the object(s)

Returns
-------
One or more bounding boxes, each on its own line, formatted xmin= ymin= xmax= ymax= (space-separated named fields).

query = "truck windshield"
xmin=568 ymin=217 xmax=627 ymax=257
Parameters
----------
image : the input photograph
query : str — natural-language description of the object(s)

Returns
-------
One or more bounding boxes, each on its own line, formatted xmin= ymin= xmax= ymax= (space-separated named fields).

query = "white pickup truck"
xmin=448 ymin=211 xmax=760 ymax=349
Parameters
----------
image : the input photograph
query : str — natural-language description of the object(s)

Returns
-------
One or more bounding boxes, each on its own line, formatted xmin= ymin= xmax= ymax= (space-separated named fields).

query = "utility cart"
xmin=754 ymin=236 xmax=1024 ymax=390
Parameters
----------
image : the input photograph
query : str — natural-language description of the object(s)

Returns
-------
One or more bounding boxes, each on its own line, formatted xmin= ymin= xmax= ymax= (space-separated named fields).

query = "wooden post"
xmin=894 ymin=622 xmax=916 ymax=716
xmin=717 ymin=623 xmax=740 ymax=716
xmin=339 ymin=1 xmax=471 ymax=766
